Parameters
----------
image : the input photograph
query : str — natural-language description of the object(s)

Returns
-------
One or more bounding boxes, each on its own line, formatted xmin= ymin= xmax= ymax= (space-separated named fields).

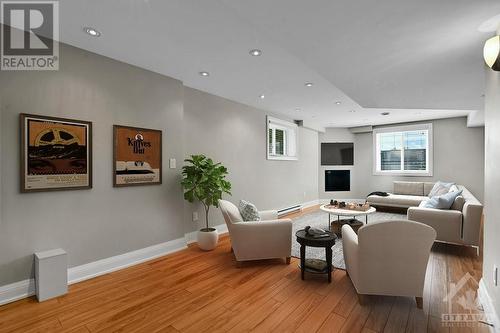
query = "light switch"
xmin=169 ymin=158 xmax=176 ymax=169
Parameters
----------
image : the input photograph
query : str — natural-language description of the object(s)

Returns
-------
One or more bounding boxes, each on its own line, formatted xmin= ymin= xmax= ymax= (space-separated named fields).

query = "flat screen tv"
xmin=321 ymin=143 xmax=354 ymax=166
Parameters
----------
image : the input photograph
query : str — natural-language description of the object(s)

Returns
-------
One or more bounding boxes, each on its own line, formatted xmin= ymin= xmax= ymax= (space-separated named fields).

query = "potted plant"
xmin=181 ymin=155 xmax=231 ymax=250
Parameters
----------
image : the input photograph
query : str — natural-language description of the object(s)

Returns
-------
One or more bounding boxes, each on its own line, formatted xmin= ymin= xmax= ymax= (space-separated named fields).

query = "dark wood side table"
xmin=295 ymin=230 xmax=337 ymax=283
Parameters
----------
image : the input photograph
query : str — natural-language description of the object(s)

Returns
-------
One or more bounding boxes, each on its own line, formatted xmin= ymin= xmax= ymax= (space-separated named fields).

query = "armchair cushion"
xmin=219 ymin=200 xmax=243 ymax=223
xmin=238 ymin=200 xmax=260 ymax=221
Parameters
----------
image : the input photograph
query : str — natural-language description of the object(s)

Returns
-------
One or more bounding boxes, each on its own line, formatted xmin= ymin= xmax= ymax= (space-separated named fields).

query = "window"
xmin=267 ymin=116 xmax=298 ymax=160
xmin=373 ymin=123 xmax=433 ymax=176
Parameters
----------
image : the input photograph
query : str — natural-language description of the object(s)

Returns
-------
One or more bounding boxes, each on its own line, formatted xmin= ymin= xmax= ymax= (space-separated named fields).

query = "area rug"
xmin=291 ymin=210 xmax=406 ymax=270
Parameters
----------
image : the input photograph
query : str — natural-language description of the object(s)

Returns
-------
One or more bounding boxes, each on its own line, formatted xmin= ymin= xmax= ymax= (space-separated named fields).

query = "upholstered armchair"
xmin=218 ymin=200 xmax=292 ymax=265
xmin=342 ymin=220 xmax=436 ymax=308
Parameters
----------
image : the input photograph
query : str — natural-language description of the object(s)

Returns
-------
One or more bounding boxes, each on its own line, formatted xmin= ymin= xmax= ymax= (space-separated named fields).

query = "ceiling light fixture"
xmin=259 ymin=94 xmax=265 ymax=99
xmin=249 ymin=49 xmax=262 ymax=56
xmin=305 ymin=82 xmax=313 ymax=87
xmin=484 ymin=35 xmax=500 ymax=71
xmin=199 ymin=71 xmax=210 ymax=77
xmin=335 ymin=101 xmax=342 ymax=105
xmin=381 ymin=112 xmax=390 ymax=116
xmin=349 ymin=110 xmax=355 ymax=113
xmin=83 ymin=27 xmax=101 ymax=37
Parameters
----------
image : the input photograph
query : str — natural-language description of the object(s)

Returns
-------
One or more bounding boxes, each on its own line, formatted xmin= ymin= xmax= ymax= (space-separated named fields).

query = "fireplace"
xmin=325 ymin=170 xmax=350 ymax=191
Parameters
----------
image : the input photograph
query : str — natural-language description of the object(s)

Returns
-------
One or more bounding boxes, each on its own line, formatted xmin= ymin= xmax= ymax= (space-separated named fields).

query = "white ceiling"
xmin=28 ymin=1 xmax=500 ymax=128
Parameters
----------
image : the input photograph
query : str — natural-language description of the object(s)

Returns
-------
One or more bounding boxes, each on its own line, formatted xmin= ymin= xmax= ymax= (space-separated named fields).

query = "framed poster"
xmin=20 ymin=114 xmax=92 ymax=192
xmin=113 ymin=125 xmax=162 ymax=187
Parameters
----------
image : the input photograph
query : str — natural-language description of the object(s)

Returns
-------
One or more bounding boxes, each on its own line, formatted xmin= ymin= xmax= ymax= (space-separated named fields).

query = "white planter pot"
xmin=197 ymin=228 xmax=219 ymax=251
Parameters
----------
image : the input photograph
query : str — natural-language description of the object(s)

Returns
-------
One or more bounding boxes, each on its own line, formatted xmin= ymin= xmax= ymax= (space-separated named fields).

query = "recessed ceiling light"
xmin=259 ymin=94 xmax=265 ymax=99
xmin=249 ymin=49 xmax=262 ymax=56
xmin=305 ymin=82 xmax=313 ymax=87
xmin=381 ymin=112 xmax=390 ymax=116
xmin=199 ymin=71 xmax=210 ymax=77
xmin=349 ymin=110 xmax=356 ymax=113
xmin=83 ymin=27 xmax=101 ymax=37
xmin=335 ymin=101 xmax=342 ymax=105
xmin=295 ymin=108 xmax=301 ymax=112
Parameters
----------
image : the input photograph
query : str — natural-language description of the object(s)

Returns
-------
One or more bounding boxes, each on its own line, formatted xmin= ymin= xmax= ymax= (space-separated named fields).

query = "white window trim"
xmin=372 ymin=123 xmax=433 ymax=177
xmin=267 ymin=116 xmax=298 ymax=161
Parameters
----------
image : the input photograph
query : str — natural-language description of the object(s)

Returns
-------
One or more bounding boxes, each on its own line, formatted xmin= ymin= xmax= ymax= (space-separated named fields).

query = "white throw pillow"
xmin=428 ymin=181 xmax=455 ymax=197
xmin=422 ymin=190 xmax=463 ymax=210
xmin=238 ymin=200 xmax=261 ymax=222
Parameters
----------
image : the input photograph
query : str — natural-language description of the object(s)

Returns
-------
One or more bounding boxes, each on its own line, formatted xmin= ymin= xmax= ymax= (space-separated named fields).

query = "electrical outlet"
xmin=169 ymin=158 xmax=176 ymax=169
xmin=192 ymin=212 xmax=199 ymax=222
xmin=494 ymin=265 xmax=498 ymax=286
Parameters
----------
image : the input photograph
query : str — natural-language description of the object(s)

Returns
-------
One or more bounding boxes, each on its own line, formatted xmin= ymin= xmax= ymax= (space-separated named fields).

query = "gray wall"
xmin=183 ymin=87 xmax=319 ymax=231
xmin=0 ymin=44 xmax=320 ymax=286
xmin=321 ymin=117 xmax=484 ymax=201
xmin=0 ymin=44 xmax=186 ymax=286
xmin=483 ymin=66 xmax=500 ymax=320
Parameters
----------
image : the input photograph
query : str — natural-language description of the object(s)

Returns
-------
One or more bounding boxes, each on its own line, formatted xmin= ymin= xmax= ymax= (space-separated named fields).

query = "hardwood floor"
xmin=0 ymin=208 xmax=489 ymax=333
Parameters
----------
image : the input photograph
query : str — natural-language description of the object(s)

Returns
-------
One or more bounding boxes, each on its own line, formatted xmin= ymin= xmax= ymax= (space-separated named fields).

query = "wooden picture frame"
xmin=113 ymin=125 xmax=162 ymax=187
xmin=20 ymin=113 xmax=93 ymax=193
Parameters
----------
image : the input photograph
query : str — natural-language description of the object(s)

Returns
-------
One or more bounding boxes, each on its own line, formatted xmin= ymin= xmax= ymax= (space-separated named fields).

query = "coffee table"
xmin=320 ymin=204 xmax=376 ymax=237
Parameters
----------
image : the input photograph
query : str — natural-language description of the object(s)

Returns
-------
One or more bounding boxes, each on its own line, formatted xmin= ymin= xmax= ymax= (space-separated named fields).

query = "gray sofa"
xmin=366 ymin=181 xmax=483 ymax=249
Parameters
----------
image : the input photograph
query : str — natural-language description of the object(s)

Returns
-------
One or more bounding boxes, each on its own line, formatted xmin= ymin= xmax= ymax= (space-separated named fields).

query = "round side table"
xmin=295 ymin=230 xmax=337 ymax=283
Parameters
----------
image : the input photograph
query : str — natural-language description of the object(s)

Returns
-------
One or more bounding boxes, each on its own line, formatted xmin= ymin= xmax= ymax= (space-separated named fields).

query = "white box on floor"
xmin=34 ymin=249 xmax=68 ymax=302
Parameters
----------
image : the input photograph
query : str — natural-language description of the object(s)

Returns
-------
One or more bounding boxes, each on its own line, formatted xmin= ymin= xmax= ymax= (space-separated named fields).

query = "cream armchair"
xmin=342 ymin=220 xmax=436 ymax=308
xmin=218 ymin=200 xmax=292 ymax=265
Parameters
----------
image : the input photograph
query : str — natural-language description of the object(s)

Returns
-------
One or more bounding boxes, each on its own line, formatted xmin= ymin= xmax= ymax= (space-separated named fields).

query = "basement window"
xmin=267 ymin=116 xmax=298 ymax=160
xmin=373 ymin=123 xmax=433 ymax=176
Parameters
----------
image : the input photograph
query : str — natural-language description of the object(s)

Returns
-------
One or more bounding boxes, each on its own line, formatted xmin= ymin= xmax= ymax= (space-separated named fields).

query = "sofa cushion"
xmin=428 ymin=181 xmax=455 ymax=197
xmin=393 ymin=181 xmax=424 ymax=196
xmin=450 ymin=195 xmax=466 ymax=211
xmin=423 ymin=182 xmax=435 ymax=196
xmin=238 ymin=200 xmax=261 ymax=222
xmin=367 ymin=193 xmax=427 ymax=208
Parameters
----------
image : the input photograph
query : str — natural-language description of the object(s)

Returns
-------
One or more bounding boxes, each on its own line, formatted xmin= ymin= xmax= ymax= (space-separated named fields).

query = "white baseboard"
xmin=301 ymin=199 xmax=320 ymax=209
xmin=0 ymin=198 xmax=321 ymax=306
xmin=0 ymin=279 xmax=36 ymax=306
xmin=478 ymin=278 xmax=500 ymax=332
xmin=0 ymin=237 xmax=188 ymax=306
xmin=319 ymin=198 xmax=366 ymax=204
xmin=184 ymin=223 xmax=228 ymax=245
xmin=67 ymin=237 xmax=188 ymax=284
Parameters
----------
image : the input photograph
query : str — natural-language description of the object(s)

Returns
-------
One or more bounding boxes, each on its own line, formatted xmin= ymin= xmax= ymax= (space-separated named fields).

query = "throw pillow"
xmin=422 ymin=190 xmax=463 ymax=210
xmin=428 ymin=181 xmax=455 ymax=197
xmin=238 ymin=200 xmax=260 ymax=222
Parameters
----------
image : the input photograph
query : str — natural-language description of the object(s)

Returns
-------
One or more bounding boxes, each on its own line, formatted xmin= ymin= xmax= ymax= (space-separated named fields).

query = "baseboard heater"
xmin=278 ymin=205 xmax=302 ymax=217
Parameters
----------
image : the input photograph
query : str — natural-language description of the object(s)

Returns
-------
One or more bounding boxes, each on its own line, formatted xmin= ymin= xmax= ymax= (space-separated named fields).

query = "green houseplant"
xmin=181 ymin=155 xmax=231 ymax=250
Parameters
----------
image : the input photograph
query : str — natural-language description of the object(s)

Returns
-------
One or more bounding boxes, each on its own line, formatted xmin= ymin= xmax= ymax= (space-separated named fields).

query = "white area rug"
xmin=291 ymin=209 xmax=406 ymax=270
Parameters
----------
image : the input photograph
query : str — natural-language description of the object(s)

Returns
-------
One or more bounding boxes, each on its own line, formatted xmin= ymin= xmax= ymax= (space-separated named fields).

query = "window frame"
xmin=266 ymin=116 xmax=298 ymax=161
xmin=372 ymin=123 xmax=433 ymax=176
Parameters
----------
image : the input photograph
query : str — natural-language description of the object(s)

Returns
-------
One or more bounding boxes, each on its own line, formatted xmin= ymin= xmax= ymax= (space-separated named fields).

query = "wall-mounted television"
xmin=321 ymin=143 xmax=354 ymax=166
